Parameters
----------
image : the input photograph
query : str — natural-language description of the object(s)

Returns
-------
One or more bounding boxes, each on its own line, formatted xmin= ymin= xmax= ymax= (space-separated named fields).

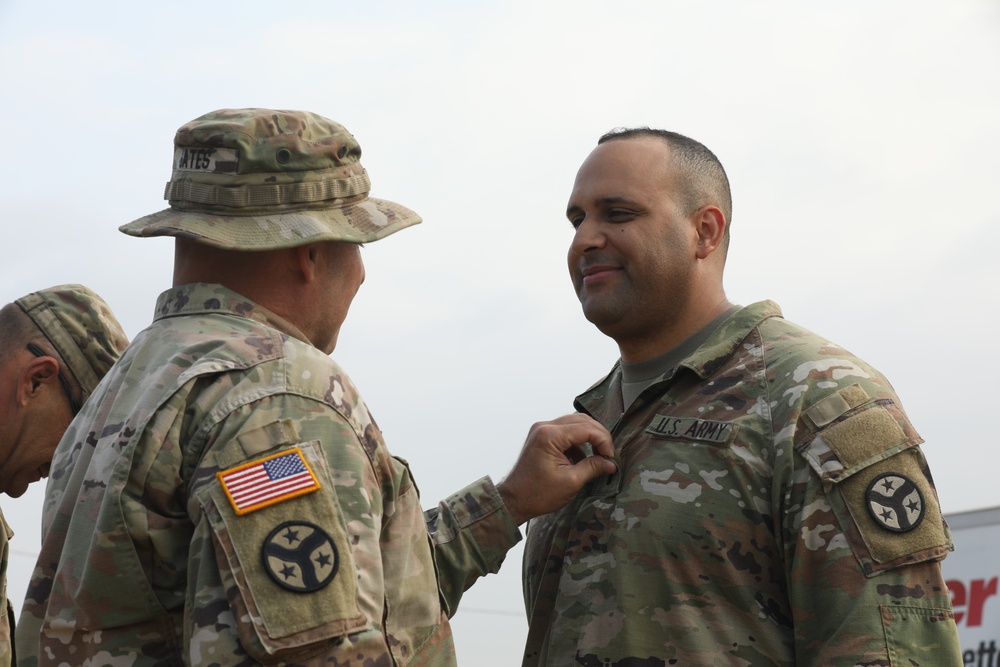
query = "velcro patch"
xmin=841 ymin=449 xmax=948 ymax=565
xmin=821 ymin=405 xmax=906 ymax=470
xmin=646 ymin=415 xmax=738 ymax=444
xmin=174 ymin=146 xmax=239 ymax=173
xmin=803 ymin=383 xmax=871 ymax=428
xmin=218 ymin=448 xmax=320 ymax=515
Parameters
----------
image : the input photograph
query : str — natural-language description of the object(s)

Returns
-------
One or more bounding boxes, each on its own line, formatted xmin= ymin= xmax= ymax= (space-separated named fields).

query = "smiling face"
xmin=566 ymin=136 xmax=701 ymax=358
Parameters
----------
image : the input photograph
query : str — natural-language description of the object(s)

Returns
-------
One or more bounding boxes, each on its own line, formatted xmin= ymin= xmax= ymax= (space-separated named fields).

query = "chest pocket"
xmin=797 ymin=384 xmax=952 ymax=576
xmin=201 ymin=439 xmax=366 ymax=663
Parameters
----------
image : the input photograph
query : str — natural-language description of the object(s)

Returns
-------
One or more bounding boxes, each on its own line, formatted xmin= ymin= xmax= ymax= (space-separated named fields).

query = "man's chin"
xmin=581 ymin=298 xmax=619 ymax=323
xmin=5 ymin=483 xmax=28 ymax=499
xmin=581 ymin=308 xmax=626 ymax=339
xmin=6 ymin=467 xmax=47 ymax=498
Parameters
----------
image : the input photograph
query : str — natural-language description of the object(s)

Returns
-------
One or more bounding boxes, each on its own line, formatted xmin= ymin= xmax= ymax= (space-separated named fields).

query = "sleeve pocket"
xmin=200 ymin=441 xmax=367 ymax=664
xmin=798 ymin=400 xmax=953 ymax=576
xmin=881 ymin=605 xmax=962 ymax=664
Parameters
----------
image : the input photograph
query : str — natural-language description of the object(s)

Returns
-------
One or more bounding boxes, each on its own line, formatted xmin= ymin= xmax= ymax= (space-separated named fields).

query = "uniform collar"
xmin=574 ymin=300 xmax=784 ymax=424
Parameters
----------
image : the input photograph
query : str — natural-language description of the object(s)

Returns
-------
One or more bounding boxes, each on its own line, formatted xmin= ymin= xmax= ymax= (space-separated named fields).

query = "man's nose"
xmin=569 ymin=216 xmax=605 ymax=256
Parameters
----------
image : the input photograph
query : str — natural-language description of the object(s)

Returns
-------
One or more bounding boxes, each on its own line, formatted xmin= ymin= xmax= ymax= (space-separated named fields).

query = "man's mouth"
xmin=580 ymin=263 xmax=621 ymax=284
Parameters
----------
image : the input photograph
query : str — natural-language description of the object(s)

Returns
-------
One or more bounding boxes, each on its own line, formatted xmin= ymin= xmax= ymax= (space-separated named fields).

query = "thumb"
xmin=575 ymin=454 xmax=617 ymax=482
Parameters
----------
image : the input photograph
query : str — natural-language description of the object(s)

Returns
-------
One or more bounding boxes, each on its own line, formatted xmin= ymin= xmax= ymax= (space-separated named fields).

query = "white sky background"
xmin=1 ymin=1 xmax=998 ymax=664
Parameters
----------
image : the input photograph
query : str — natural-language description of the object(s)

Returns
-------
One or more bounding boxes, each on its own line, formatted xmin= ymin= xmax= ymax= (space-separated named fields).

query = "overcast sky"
xmin=2 ymin=1 xmax=998 ymax=664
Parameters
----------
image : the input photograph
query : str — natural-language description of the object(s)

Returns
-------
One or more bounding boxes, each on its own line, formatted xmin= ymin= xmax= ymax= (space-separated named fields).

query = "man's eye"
xmin=569 ymin=215 xmax=584 ymax=229
xmin=607 ymin=210 xmax=635 ymax=223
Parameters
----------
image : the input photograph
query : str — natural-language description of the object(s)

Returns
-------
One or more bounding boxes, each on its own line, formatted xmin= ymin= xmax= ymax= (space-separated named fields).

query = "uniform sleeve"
xmin=0 ymin=510 xmax=13 ymax=667
xmin=185 ymin=393 xmax=373 ymax=663
xmin=425 ymin=476 xmax=522 ymax=615
xmin=782 ymin=380 xmax=962 ymax=665
xmin=186 ymin=389 xmax=449 ymax=665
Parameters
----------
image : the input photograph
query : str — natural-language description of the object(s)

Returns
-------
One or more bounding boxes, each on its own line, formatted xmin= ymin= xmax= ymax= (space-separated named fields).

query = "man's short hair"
xmin=598 ymin=128 xmax=732 ymax=246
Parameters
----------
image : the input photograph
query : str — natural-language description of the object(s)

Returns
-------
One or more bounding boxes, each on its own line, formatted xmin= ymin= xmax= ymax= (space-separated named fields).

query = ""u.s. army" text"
xmin=645 ymin=415 xmax=738 ymax=444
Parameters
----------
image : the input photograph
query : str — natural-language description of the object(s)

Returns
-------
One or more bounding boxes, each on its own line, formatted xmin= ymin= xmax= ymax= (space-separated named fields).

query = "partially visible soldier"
xmin=521 ymin=128 xmax=962 ymax=665
xmin=17 ymin=108 xmax=616 ymax=666
xmin=0 ymin=285 xmax=128 ymax=667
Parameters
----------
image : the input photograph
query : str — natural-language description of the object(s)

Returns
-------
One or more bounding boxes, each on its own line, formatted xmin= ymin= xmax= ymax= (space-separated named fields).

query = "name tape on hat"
xmin=175 ymin=147 xmax=239 ymax=173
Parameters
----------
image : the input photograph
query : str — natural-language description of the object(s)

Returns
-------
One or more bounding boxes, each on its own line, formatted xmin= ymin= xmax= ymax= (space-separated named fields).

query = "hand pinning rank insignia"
xmin=866 ymin=472 xmax=925 ymax=533
xmin=217 ymin=448 xmax=320 ymax=515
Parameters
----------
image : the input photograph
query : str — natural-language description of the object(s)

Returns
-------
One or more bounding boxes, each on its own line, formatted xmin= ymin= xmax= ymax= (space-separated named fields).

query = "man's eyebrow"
xmin=566 ymin=196 xmax=639 ymax=217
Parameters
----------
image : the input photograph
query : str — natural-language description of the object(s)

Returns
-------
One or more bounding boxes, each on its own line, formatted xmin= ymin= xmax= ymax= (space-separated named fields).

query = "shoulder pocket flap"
xmin=799 ymin=443 xmax=952 ymax=573
xmin=797 ymin=404 xmax=951 ymax=573
xmin=201 ymin=441 xmax=366 ymax=662
xmin=802 ymin=383 xmax=871 ymax=429
xmin=215 ymin=419 xmax=302 ymax=470
xmin=799 ymin=403 xmax=916 ymax=483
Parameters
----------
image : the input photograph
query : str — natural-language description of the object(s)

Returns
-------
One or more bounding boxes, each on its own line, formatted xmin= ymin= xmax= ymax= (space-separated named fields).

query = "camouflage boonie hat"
xmin=15 ymin=285 xmax=129 ymax=402
xmin=119 ymin=108 xmax=422 ymax=250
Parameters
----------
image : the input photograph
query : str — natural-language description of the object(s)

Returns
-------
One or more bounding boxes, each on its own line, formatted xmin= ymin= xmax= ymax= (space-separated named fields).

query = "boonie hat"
xmin=15 ymin=285 xmax=130 ymax=403
xmin=119 ymin=108 xmax=421 ymax=250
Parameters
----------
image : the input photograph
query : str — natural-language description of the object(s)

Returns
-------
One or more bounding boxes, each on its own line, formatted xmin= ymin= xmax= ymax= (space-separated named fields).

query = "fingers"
xmin=569 ymin=450 xmax=618 ymax=484
xmin=594 ymin=455 xmax=618 ymax=476
xmin=544 ymin=412 xmax=616 ymax=477
xmin=527 ymin=414 xmax=615 ymax=460
xmin=583 ymin=428 xmax=614 ymax=459
xmin=564 ymin=444 xmax=586 ymax=465
xmin=498 ymin=413 xmax=616 ymax=525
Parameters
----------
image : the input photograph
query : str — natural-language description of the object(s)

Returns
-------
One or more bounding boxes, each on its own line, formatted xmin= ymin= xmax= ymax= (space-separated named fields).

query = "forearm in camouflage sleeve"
xmin=425 ymin=476 xmax=522 ymax=615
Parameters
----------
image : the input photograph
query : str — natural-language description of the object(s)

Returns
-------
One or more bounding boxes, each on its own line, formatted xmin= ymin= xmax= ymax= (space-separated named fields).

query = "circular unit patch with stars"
xmin=261 ymin=521 xmax=339 ymax=593
xmin=865 ymin=472 xmax=925 ymax=533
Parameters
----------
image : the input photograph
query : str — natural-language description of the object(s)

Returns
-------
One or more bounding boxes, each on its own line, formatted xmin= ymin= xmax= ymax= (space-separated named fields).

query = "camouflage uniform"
xmin=522 ymin=301 xmax=961 ymax=666
xmin=0 ymin=512 xmax=11 ymax=667
xmin=17 ymin=283 xmax=520 ymax=665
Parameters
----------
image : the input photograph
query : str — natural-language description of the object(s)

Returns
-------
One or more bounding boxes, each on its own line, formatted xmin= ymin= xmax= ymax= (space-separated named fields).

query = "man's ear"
xmin=292 ymin=243 xmax=322 ymax=284
xmin=694 ymin=206 xmax=727 ymax=260
xmin=19 ymin=356 xmax=60 ymax=404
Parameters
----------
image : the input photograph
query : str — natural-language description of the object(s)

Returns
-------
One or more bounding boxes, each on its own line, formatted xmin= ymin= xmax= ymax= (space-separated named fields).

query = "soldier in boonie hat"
xmin=119 ymin=108 xmax=421 ymax=249
xmin=18 ymin=108 xmax=614 ymax=666
xmin=0 ymin=284 xmax=127 ymax=666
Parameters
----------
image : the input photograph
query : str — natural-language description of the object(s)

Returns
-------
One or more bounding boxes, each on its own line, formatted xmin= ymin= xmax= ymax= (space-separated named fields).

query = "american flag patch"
xmin=217 ymin=448 xmax=321 ymax=515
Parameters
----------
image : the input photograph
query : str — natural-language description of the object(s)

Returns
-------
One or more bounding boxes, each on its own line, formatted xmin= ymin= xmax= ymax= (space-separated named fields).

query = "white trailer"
xmin=944 ymin=506 xmax=1000 ymax=666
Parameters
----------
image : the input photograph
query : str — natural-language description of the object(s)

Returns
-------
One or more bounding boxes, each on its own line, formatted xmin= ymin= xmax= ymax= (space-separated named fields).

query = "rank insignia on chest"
xmin=217 ymin=447 xmax=321 ymax=515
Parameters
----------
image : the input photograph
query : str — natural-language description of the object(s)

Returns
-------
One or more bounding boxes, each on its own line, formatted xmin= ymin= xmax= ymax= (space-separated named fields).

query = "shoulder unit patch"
xmin=261 ymin=521 xmax=339 ymax=593
xmin=866 ymin=472 xmax=925 ymax=533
